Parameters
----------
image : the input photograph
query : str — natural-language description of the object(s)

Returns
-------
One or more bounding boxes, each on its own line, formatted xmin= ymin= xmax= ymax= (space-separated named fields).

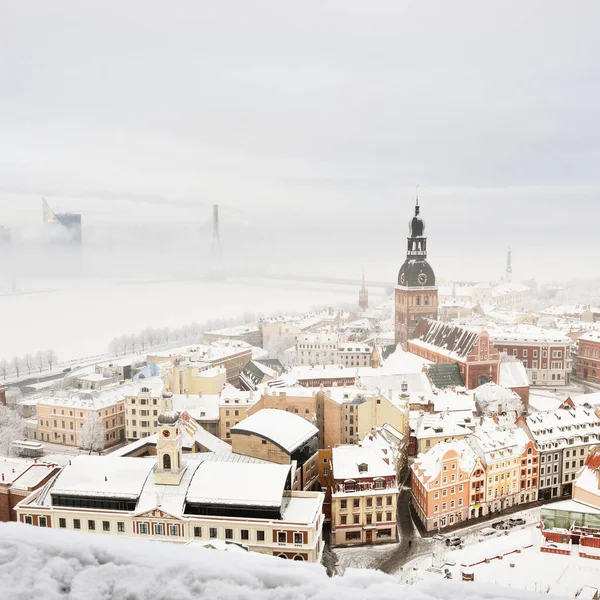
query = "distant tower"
xmin=209 ymin=204 xmax=224 ymax=279
xmin=359 ymin=267 xmax=369 ymax=310
xmin=504 ymin=247 xmax=513 ymax=283
xmin=42 ymin=198 xmax=82 ymax=245
xmin=395 ymin=192 xmax=438 ymax=348
xmin=154 ymin=412 xmax=185 ymax=486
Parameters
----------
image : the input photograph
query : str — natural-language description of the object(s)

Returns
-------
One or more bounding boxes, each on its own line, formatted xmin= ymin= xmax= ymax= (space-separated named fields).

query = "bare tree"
xmin=108 ymin=337 xmax=122 ymax=356
xmin=11 ymin=356 xmax=21 ymax=379
xmin=35 ymin=351 xmax=45 ymax=373
xmin=79 ymin=412 xmax=106 ymax=454
xmin=119 ymin=335 xmax=130 ymax=355
xmin=24 ymin=353 xmax=34 ymax=376
xmin=45 ymin=349 xmax=58 ymax=370
xmin=0 ymin=405 xmax=25 ymax=457
xmin=0 ymin=359 xmax=9 ymax=381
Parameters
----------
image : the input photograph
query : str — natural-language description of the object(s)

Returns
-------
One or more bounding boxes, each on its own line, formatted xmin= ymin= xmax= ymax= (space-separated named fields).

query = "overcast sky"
xmin=1 ymin=1 xmax=599 ymax=282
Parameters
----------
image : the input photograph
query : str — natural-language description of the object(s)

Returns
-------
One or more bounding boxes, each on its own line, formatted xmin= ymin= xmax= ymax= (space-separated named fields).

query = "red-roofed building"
xmin=0 ymin=460 xmax=61 ymax=522
xmin=408 ymin=320 xmax=500 ymax=390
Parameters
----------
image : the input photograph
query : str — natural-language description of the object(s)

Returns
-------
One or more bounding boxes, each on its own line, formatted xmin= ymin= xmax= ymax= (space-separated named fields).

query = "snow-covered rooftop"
xmin=523 ymin=406 xmax=600 ymax=449
xmin=415 ymin=413 xmax=472 ymax=440
xmin=412 ymin=439 xmax=477 ymax=484
xmin=488 ymin=324 xmax=571 ymax=344
xmin=186 ymin=461 xmax=291 ymax=508
xmin=231 ymin=408 xmax=318 ymax=453
xmin=331 ymin=446 xmax=395 ymax=481
xmin=499 ymin=360 xmax=530 ymax=389
xmin=579 ymin=330 xmax=600 ymax=343
xmin=49 ymin=456 xmax=154 ymax=500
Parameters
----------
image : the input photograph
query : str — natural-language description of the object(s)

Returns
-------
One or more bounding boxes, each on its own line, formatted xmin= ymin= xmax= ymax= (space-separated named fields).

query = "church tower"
xmin=154 ymin=411 xmax=185 ymax=486
xmin=394 ymin=195 xmax=438 ymax=347
xmin=359 ymin=266 xmax=369 ymax=310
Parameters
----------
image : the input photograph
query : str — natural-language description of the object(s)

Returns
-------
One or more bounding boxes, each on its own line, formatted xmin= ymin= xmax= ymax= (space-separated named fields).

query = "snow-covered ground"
xmin=0 ymin=277 xmax=376 ymax=362
xmin=0 ymin=523 xmax=560 ymax=600
xmin=404 ymin=522 xmax=600 ymax=597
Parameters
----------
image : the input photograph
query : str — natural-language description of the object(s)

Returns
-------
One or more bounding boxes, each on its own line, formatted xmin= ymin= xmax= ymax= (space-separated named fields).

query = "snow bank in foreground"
xmin=0 ymin=524 xmax=561 ymax=600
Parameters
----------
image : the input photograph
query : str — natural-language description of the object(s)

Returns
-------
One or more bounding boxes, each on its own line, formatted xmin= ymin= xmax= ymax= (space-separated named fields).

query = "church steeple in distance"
xmin=359 ymin=266 xmax=369 ymax=310
xmin=394 ymin=191 xmax=439 ymax=348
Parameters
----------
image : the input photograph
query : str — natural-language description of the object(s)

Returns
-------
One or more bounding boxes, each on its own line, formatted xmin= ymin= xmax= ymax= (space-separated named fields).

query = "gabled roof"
xmin=410 ymin=319 xmax=481 ymax=361
xmin=239 ymin=360 xmax=277 ymax=391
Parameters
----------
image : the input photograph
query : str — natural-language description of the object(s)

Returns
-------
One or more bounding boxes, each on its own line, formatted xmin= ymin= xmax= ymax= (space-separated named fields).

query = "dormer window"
xmin=358 ymin=463 xmax=368 ymax=473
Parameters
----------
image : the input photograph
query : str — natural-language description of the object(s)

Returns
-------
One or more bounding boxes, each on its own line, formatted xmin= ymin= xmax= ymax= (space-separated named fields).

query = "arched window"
xmin=293 ymin=555 xmax=304 ymax=561
xmin=277 ymin=554 xmax=288 ymax=559
xmin=163 ymin=454 xmax=171 ymax=470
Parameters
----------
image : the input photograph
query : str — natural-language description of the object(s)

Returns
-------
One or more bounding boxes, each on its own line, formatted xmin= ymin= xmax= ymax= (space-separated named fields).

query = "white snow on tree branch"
xmin=0 ymin=405 xmax=25 ymax=457
xmin=79 ymin=413 xmax=105 ymax=454
xmin=0 ymin=523 xmax=562 ymax=600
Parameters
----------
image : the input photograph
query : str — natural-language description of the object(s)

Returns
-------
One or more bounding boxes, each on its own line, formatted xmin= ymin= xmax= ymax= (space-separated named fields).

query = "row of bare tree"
xmin=0 ymin=349 xmax=59 ymax=381
xmin=107 ymin=312 xmax=262 ymax=357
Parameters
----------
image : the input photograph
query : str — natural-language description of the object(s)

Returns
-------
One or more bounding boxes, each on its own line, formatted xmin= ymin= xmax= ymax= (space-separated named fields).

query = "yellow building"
xmin=218 ymin=389 xmax=257 ymax=441
xmin=231 ymin=409 xmax=320 ymax=491
xmin=466 ymin=423 xmax=528 ymax=514
xmin=36 ymin=388 xmax=126 ymax=449
xmin=168 ymin=365 xmax=226 ymax=395
xmin=328 ymin=386 xmax=409 ymax=447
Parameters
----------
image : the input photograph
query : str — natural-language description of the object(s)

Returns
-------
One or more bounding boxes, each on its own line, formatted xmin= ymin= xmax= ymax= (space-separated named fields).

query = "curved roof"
xmin=398 ymin=258 xmax=436 ymax=287
xmin=231 ymin=409 xmax=318 ymax=454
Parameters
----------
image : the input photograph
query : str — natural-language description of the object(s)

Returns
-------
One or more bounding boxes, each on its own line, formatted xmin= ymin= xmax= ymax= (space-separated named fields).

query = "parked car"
xmin=445 ymin=535 xmax=462 ymax=547
xmin=492 ymin=521 xmax=512 ymax=531
xmin=509 ymin=517 xmax=526 ymax=526
xmin=479 ymin=527 xmax=497 ymax=537
xmin=432 ymin=533 xmax=445 ymax=541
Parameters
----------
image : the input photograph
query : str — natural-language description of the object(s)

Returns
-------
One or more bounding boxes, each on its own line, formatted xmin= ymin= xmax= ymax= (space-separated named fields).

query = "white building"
xmin=295 ymin=332 xmax=340 ymax=366
xmin=17 ymin=412 xmax=325 ymax=562
xmin=336 ymin=342 xmax=373 ymax=368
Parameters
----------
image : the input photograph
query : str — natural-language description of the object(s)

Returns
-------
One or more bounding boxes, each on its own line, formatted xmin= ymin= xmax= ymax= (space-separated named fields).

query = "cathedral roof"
xmin=397 ymin=258 xmax=436 ymax=288
xmin=410 ymin=319 xmax=481 ymax=361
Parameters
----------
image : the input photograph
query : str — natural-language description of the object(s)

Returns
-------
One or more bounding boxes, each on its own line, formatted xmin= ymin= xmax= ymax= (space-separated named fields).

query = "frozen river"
xmin=0 ymin=276 xmax=381 ymax=362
